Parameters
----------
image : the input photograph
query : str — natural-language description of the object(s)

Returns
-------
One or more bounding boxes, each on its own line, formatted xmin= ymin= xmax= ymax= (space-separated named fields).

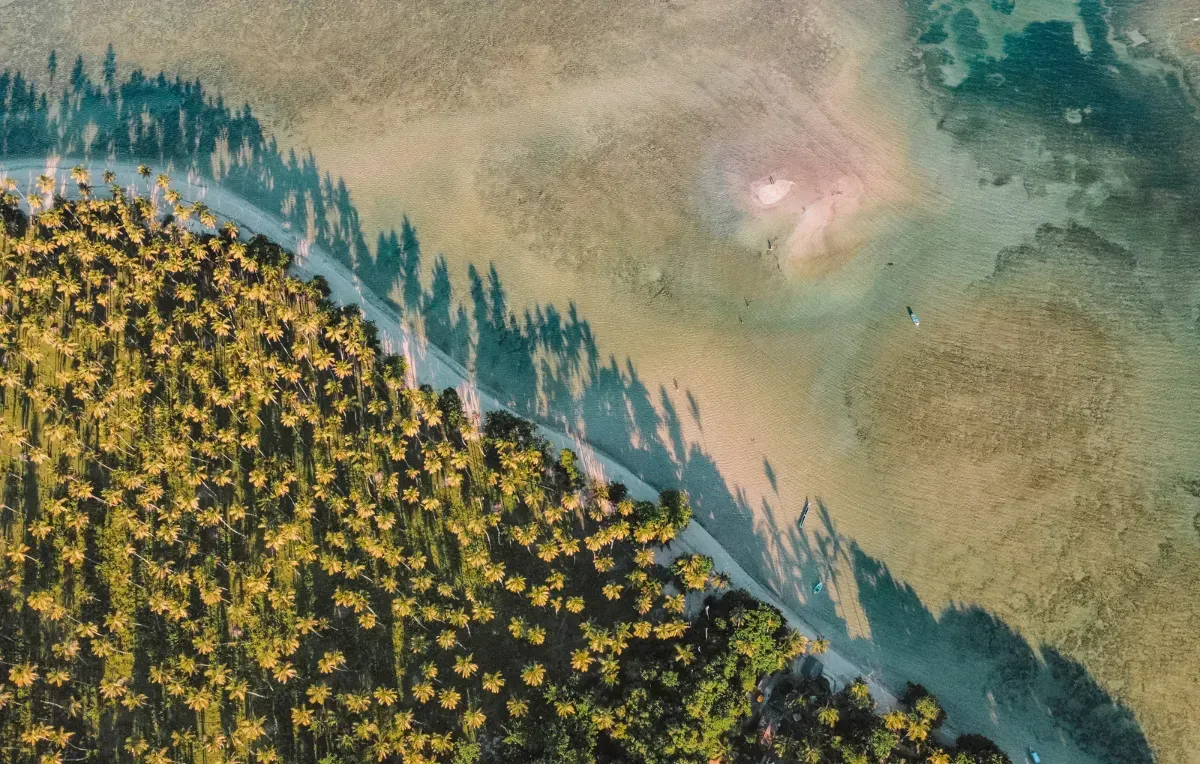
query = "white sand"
xmin=752 ymin=177 xmax=795 ymax=207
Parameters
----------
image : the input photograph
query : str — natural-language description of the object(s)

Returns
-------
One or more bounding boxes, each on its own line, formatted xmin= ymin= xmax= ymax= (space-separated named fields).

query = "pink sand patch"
xmin=737 ymin=163 xmax=874 ymax=265
xmin=712 ymin=58 xmax=911 ymax=272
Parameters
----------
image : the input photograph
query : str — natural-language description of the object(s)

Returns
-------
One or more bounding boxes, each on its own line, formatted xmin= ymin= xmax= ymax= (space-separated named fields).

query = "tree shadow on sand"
xmin=848 ymin=548 xmax=1153 ymax=764
xmin=0 ymin=52 xmax=1154 ymax=764
xmin=752 ymin=499 xmax=1154 ymax=764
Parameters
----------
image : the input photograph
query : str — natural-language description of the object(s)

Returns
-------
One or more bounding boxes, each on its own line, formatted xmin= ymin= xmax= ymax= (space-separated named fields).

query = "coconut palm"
xmin=453 ymin=654 xmax=478 ymax=679
xmin=411 ymin=682 xmax=435 ymax=704
xmin=520 ymin=663 xmax=546 ymax=688
xmin=461 ymin=707 xmax=486 ymax=733
xmin=570 ymin=650 xmax=594 ymax=673
xmin=554 ymin=699 xmax=576 ymax=718
xmin=437 ymin=688 xmax=461 ymax=711
xmin=883 ymin=710 xmax=909 ymax=733
xmin=506 ymin=698 xmax=529 ymax=718
xmin=481 ymin=672 xmax=505 ymax=694
xmin=817 ymin=705 xmax=840 ymax=728
xmin=306 ymin=684 xmax=331 ymax=706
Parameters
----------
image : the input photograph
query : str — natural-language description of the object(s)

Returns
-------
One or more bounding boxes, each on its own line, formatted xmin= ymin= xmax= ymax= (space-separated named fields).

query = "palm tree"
xmin=453 ymin=654 xmax=478 ymax=679
xmin=570 ymin=650 xmax=594 ymax=673
xmin=317 ymin=650 xmax=346 ymax=673
xmin=412 ymin=682 xmax=435 ymax=704
xmin=506 ymin=698 xmax=529 ymax=718
xmin=797 ymin=741 xmax=822 ymax=764
xmin=192 ymin=201 xmax=217 ymax=229
xmin=913 ymin=695 xmax=942 ymax=725
xmin=673 ymin=644 xmax=696 ymax=666
xmin=525 ymin=625 xmax=546 ymax=646
xmin=482 ymin=672 xmax=505 ymax=694
xmin=437 ymin=688 xmax=461 ymax=711
xmin=461 ymin=707 xmax=486 ymax=733
xmin=306 ymin=684 xmax=331 ymax=706
xmin=554 ymin=699 xmax=576 ymax=718
xmin=8 ymin=663 xmax=38 ymax=688
xmin=848 ymin=679 xmax=872 ymax=707
xmin=883 ymin=710 xmax=909 ymax=732
xmin=906 ymin=718 xmax=930 ymax=744
xmin=817 ymin=705 xmax=840 ymax=728
xmin=520 ymin=663 xmax=546 ymax=688
xmin=423 ymin=732 xmax=450 ymax=755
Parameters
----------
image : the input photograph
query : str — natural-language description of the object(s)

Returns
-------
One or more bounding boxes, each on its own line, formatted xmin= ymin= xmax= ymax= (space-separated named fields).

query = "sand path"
xmin=1 ymin=156 xmax=918 ymax=720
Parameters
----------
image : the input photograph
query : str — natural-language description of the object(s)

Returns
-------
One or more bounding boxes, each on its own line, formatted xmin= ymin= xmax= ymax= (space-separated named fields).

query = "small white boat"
xmin=907 ymin=307 xmax=920 ymax=326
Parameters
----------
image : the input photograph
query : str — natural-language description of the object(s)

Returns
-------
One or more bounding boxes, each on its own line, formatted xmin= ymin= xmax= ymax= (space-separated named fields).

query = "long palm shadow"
xmin=849 ymin=546 xmax=1153 ymax=764
xmin=748 ymin=494 xmax=1152 ymax=764
xmin=0 ymin=51 xmax=1153 ymax=764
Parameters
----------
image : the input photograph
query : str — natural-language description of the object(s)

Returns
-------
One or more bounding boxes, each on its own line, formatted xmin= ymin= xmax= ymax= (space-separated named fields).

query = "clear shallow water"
xmin=3 ymin=0 xmax=1200 ymax=760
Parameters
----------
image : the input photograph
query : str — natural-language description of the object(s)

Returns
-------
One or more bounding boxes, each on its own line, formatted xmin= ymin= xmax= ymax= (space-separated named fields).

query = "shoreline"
xmin=0 ymin=156 xmax=911 ymax=718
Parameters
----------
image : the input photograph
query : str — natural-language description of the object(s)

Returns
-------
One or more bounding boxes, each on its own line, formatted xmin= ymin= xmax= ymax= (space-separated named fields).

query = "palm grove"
xmin=0 ymin=170 xmax=1008 ymax=764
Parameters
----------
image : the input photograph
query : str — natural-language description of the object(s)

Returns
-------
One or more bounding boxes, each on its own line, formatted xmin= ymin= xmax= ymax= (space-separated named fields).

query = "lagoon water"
xmin=3 ymin=0 xmax=1200 ymax=760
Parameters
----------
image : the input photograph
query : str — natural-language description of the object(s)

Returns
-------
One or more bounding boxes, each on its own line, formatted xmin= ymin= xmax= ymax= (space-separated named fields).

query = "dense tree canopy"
xmin=0 ymin=174 xmax=1005 ymax=764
